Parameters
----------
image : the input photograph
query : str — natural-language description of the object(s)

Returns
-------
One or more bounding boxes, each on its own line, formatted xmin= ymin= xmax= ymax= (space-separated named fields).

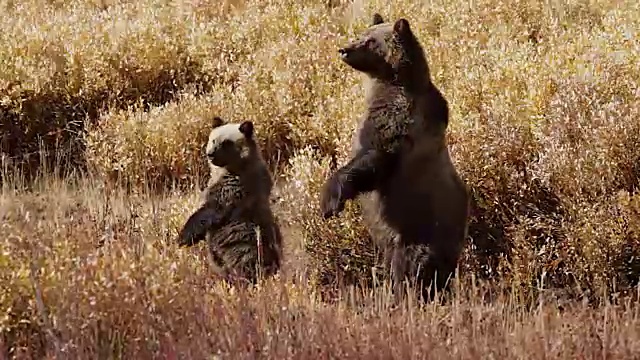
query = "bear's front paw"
xmin=176 ymin=233 xmax=194 ymax=247
xmin=319 ymin=174 xmax=346 ymax=219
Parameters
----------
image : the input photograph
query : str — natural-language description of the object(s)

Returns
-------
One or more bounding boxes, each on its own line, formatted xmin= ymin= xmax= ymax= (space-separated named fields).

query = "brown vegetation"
xmin=1 ymin=0 xmax=639 ymax=358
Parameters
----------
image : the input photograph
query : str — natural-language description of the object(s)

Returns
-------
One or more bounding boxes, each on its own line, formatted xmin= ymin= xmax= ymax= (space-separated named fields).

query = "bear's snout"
xmin=338 ymin=47 xmax=352 ymax=58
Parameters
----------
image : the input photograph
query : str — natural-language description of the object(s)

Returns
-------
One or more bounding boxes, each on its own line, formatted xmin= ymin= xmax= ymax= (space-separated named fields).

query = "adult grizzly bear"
xmin=320 ymin=13 xmax=470 ymax=302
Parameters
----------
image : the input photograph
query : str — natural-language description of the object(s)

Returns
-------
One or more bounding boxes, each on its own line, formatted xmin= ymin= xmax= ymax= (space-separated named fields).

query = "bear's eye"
xmin=220 ymin=140 xmax=235 ymax=148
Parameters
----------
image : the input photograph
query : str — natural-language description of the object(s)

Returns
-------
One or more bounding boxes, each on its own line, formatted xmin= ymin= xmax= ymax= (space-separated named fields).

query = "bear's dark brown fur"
xmin=176 ymin=117 xmax=283 ymax=284
xmin=320 ymin=13 xmax=470 ymax=302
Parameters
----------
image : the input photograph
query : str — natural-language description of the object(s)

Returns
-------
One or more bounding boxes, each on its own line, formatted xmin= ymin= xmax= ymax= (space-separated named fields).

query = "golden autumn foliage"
xmin=1 ymin=0 xmax=639 ymax=357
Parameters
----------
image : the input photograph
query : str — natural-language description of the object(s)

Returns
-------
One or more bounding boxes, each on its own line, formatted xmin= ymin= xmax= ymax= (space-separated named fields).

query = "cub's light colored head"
xmin=338 ymin=13 xmax=417 ymax=79
xmin=206 ymin=116 xmax=257 ymax=171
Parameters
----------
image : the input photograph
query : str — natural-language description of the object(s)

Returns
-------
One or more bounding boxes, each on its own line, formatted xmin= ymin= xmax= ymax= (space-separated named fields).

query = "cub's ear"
xmin=372 ymin=13 xmax=384 ymax=25
xmin=212 ymin=116 xmax=225 ymax=128
xmin=239 ymin=121 xmax=254 ymax=139
xmin=393 ymin=18 xmax=413 ymax=38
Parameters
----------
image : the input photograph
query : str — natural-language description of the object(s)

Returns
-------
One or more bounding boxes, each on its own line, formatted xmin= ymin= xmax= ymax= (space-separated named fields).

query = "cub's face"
xmin=338 ymin=13 xmax=414 ymax=79
xmin=206 ymin=117 xmax=256 ymax=171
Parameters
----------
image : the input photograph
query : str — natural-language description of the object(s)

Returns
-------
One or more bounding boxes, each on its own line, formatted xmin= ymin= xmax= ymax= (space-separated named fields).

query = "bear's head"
xmin=338 ymin=13 xmax=429 ymax=85
xmin=205 ymin=116 xmax=258 ymax=173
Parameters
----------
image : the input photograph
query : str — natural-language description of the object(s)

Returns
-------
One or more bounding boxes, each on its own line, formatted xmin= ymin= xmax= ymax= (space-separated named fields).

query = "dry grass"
xmin=2 ymin=0 xmax=640 ymax=358
xmin=2 ymin=174 xmax=639 ymax=359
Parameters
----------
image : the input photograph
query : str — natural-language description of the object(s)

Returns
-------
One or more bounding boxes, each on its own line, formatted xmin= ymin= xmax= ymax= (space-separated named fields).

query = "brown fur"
xmin=176 ymin=117 xmax=283 ymax=285
xmin=320 ymin=14 xmax=470 ymax=303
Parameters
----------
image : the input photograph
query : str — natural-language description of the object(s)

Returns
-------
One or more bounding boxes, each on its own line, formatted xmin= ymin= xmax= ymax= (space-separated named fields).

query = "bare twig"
xmin=28 ymin=261 xmax=64 ymax=359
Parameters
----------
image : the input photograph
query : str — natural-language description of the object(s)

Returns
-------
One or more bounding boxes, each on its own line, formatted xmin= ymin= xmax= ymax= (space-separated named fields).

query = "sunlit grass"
xmin=1 ymin=0 xmax=640 ymax=357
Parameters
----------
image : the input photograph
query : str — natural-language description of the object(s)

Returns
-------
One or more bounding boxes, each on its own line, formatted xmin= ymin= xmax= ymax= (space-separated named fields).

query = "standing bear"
xmin=176 ymin=116 xmax=283 ymax=285
xmin=320 ymin=13 xmax=470 ymax=302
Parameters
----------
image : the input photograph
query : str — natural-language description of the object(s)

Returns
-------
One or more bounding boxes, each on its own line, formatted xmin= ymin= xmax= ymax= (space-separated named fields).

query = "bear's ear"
xmin=212 ymin=116 xmax=225 ymax=128
xmin=372 ymin=13 xmax=384 ymax=25
xmin=393 ymin=18 xmax=413 ymax=39
xmin=238 ymin=121 xmax=254 ymax=139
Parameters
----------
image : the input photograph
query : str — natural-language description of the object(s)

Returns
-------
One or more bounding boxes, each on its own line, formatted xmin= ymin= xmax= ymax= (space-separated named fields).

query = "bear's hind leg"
xmin=390 ymin=246 xmax=406 ymax=305
xmin=401 ymin=243 xmax=435 ymax=303
xmin=391 ymin=242 xmax=455 ymax=303
xmin=408 ymin=244 xmax=458 ymax=303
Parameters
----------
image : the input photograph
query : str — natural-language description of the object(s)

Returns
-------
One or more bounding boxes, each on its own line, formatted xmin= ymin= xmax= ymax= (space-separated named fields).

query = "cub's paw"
xmin=175 ymin=206 xmax=220 ymax=247
xmin=176 ymin=228 xmax=197 ymax=247
xmin=319 ymin=173 xmax=347 ymax=219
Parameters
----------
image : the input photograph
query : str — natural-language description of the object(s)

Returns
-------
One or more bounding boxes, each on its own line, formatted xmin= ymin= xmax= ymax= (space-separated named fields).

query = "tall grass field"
xmin=1 ymin=0 xmax=639 ymax=358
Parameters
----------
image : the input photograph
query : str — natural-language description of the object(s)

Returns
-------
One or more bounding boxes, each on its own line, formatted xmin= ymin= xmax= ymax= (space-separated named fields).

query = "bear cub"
xmin=176 ymin=116 xmax=283 ymax=284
